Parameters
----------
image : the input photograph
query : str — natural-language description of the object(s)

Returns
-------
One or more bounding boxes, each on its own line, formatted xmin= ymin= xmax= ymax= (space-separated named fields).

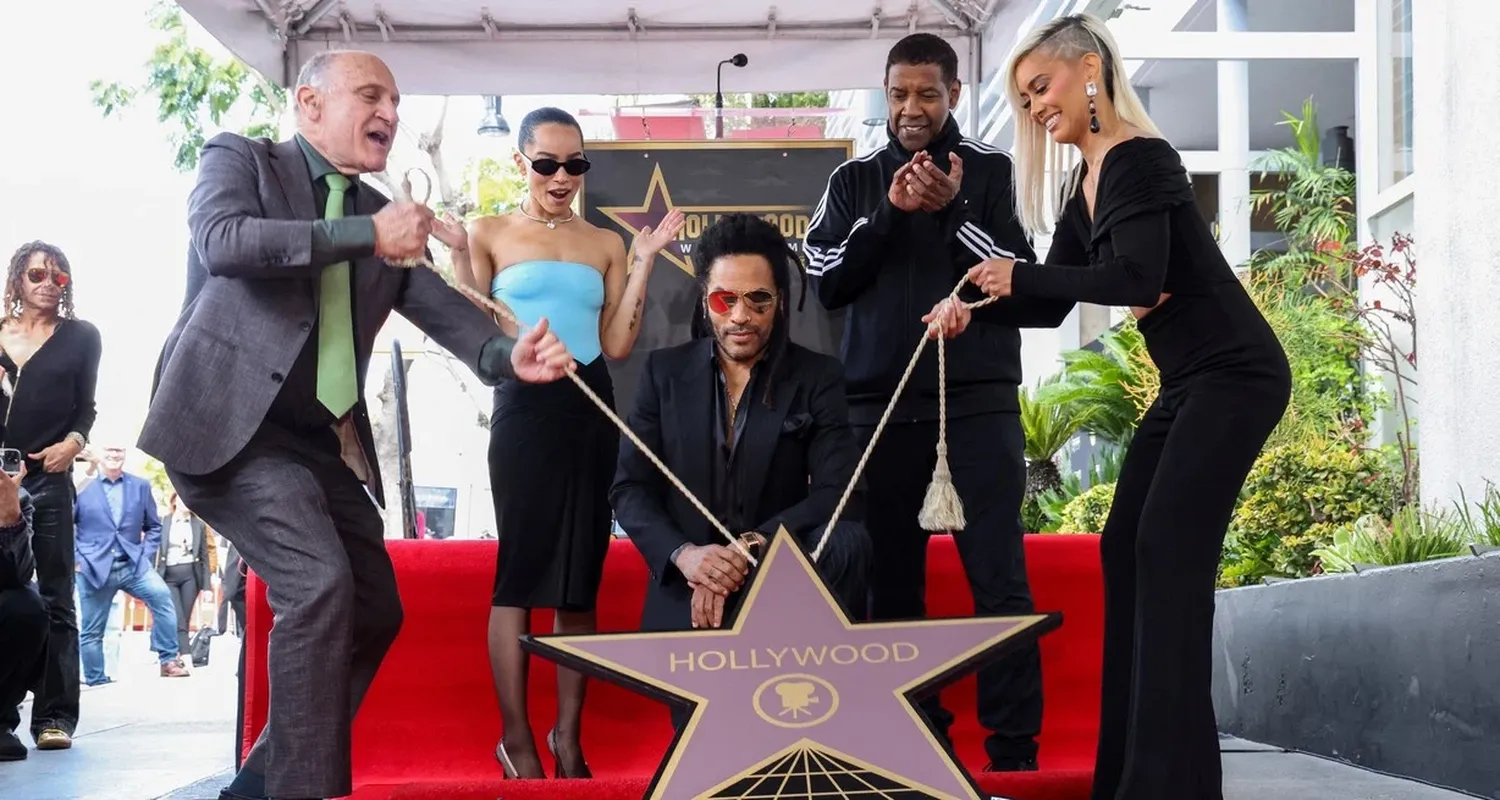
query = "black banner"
xmin=580 ymin=139 xmax=853 ymax=416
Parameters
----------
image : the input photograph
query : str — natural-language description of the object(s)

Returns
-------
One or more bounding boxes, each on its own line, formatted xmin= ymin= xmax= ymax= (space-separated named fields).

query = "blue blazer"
xmin=74 ymin=474 xmax=162 ymax=592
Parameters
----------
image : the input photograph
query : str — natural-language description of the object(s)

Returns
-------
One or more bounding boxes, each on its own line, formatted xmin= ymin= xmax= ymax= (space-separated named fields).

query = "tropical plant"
xmin=1248 ymin=98 xmax=1357 ymax=286
xmin=1312 ymin=506 xmax=1468 ymax=574
xmin=1219 ymin=439 xmax=1397 ymax=586
xmin=1037 ymin=321 xmax=1155 ymax=447
xmin=1019 ymin=377 xmax=1087 ymax=532
xmin=1243 ymin=272 xmax=1375 ymax=450
xmin=1033 ymin=443 xmax=1125 ymax=533
xmin=1058 ymin=482 xmax=1116 ymax=534
xmin=1452 ymin=480 xmax=1500 ymax=548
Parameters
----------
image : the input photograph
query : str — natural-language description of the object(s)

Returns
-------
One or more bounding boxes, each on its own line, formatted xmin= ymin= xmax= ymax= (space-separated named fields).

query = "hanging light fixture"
xmin=478 ymin=95 xmax=510 ymax=137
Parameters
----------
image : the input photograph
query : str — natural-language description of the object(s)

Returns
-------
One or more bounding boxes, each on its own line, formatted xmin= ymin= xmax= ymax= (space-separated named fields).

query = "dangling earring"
xmin=1086 ymin=81 xmax=1101 ymax=134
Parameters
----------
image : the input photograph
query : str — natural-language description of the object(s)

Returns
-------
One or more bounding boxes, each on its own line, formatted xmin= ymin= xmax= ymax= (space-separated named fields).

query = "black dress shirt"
xmin=710 ymin=356 xmax=767 ymax=535
xmin=667 ymin=349 xmax=769 ymax=567
xmin=262 ymin=135 xmax=377 ymax=433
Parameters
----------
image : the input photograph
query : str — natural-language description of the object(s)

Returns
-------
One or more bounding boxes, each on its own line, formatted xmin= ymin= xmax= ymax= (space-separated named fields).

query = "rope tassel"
xmin=919 ymin=443 xmax=966 ymax=532
xmin=917 ymin=316 xmax=966 ymax=533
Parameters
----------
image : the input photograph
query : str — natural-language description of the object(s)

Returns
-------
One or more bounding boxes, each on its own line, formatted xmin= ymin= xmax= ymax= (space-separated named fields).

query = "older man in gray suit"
xmin=138 ymin=50 xmax=574 ymax=800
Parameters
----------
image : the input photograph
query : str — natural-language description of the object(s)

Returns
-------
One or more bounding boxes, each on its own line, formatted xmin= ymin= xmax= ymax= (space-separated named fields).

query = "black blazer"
xmin=156 ymin=514 xmax=212 ymax=590
xmin=610 ymin=338 xmax=863 ymax=630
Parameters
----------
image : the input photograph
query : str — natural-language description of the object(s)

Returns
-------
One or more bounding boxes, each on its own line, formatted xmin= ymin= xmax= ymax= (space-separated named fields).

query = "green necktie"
xmin=316 ymin=173 xmax=357 ymax=418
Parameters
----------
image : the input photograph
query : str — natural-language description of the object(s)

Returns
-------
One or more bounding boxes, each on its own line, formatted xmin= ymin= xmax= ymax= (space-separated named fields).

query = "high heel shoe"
xmin=495 ymin=740 xmax=519 ymax=779
xmin=547 ymin=729 xmax=592 ymax=779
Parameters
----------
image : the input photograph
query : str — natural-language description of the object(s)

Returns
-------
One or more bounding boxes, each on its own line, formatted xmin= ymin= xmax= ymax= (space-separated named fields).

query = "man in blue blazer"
xmin=74 ymin=446 xmax=188 ymax=682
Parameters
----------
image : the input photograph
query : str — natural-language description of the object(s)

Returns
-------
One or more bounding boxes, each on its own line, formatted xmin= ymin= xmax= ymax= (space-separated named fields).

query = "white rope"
xmin=810 ymin=276 xmax=996 ymax=560
xmin=452 ymin=282 xmax=756 ymax=567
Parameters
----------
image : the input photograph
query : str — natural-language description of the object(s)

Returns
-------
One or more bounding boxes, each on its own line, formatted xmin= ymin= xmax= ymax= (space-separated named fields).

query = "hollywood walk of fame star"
xmin=598 ymin=163 xmax=692 ymax=274
xmin=521 ymin=529 xmax=1061 ymax=800
xmin=595 ymin=162 xmax=807 ymax=279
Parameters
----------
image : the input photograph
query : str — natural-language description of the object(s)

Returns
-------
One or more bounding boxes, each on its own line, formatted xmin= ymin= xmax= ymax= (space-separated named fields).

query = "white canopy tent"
xmin=177 ymin=0 xmax=1042 ymax=97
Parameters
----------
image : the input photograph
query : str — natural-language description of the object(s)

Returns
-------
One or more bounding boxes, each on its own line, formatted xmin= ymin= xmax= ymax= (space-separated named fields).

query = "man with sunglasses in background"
xmin=803 ymin=35 xmax=1075 ymax=771
xmin=612 ymin=213 xmax=871 ymax=653
xmin=0 ymin=241 xmax=101 ymax=754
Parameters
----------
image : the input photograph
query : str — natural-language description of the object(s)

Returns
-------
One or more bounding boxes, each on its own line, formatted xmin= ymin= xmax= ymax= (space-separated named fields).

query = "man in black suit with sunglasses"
xmin=611 ymin=213 xmax=872 ymax=640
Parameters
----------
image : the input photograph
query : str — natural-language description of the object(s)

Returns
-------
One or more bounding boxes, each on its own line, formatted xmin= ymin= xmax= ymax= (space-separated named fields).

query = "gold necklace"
xmin=518 ymin=197 xmax=575 ymax=229
xmin=724 ymin=381 xmax=745 ymax=440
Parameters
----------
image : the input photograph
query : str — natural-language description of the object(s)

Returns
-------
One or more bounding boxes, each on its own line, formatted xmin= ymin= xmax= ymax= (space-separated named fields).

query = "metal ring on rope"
xmin=401 ymin=167 xmax=434 ymax=205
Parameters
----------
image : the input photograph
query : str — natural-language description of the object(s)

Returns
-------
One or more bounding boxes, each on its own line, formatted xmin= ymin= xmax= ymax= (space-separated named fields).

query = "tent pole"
xmin=967 ymin=33 xmax=982 ymax=139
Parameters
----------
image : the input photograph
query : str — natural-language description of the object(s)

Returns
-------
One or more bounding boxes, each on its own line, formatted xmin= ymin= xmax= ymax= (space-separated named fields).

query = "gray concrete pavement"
xmin=1 ymin=631 xmax=239 ymax=800
xmin=0 ymin=633 xmax=1483 ymax=799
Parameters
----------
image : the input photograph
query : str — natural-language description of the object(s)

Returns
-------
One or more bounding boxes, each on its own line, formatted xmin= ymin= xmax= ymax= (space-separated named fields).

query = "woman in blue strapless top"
xmin=460 ymin=107 xmax=685 ymax=781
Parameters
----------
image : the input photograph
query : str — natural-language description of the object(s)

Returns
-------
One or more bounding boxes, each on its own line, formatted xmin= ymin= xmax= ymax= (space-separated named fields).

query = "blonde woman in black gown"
xmin=946 ymin=14 xmax=1291 ymax=800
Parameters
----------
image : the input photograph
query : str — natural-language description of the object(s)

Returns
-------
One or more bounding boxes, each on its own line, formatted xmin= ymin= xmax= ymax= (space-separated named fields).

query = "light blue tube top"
xmin=490 ymin=261 xmax=605 ymax=364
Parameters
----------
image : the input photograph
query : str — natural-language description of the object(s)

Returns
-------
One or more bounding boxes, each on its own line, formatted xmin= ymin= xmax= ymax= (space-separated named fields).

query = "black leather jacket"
xmin=0 ymin=489 xmax=36 ymax=592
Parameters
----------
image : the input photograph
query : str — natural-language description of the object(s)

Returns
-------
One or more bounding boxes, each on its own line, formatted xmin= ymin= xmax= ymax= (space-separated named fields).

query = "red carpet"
xmin=243 ymin=535 xmax=1103 ymax=799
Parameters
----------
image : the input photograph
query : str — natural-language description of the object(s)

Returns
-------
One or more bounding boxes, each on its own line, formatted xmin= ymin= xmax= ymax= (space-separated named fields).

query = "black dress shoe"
xmin=0 ymin=730 xmax=27 ymax=761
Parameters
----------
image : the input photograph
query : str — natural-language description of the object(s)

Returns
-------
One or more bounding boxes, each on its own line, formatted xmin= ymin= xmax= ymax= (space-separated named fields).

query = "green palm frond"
xmin=1020 ymin=377 xmax=1086 ymax=461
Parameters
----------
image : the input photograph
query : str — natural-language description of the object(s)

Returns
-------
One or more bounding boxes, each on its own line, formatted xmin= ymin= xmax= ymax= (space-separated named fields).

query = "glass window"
xmin=413 ymin=486 xmax=459 ymax=540
xmin=1377 ymin=0 xmax=1414 ymax=189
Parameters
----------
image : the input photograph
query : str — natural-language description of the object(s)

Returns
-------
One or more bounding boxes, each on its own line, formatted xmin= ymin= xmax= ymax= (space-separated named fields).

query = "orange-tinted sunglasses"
xmin=26 ymin=268 xmax=70 ymax=288
xmin=707 ymin=289 xmax=777 ymax=315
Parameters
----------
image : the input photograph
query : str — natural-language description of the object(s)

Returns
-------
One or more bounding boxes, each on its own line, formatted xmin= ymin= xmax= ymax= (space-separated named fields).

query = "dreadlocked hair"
xmin=690 ymin=213 xmax=809 ymax=409
xmin=5 ymin=241 xmax=75 ymax=320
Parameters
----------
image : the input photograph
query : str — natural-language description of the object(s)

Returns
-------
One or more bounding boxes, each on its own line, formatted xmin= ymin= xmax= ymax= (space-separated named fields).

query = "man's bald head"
xmin=293 ymin=50 xmax=400 ymax=174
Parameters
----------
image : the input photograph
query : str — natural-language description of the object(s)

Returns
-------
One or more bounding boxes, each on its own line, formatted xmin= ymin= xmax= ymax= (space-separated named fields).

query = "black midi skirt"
xmin=488 ymin=356 xmax=620 ymax=611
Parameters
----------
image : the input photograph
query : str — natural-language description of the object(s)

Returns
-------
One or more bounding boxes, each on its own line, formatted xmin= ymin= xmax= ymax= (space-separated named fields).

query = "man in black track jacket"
xmin=805 ymin=33 xmax=1075 ymax=771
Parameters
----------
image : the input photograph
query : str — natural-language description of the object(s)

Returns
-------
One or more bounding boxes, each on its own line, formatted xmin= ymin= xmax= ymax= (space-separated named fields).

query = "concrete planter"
xmin=1211 ymin=551 xmax=1500 ymax=799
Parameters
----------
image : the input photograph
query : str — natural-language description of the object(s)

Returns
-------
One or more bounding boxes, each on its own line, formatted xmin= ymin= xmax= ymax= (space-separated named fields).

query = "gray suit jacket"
xmin=139 ymin=132 xmax=514 ymax=505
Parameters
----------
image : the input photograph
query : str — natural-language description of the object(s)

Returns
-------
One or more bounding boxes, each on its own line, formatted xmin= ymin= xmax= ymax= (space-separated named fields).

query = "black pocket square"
xmin=782 ymin=413 xmax=813 ymax=434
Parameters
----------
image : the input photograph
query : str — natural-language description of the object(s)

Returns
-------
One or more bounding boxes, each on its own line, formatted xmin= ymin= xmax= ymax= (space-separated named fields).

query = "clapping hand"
xmin=887 ymin=162 xmax=926 ymax=212
xmin=631 ymin=209 xmax=687 ymax=266
xmin=903 ymin=151 xmax=963 ymax=213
